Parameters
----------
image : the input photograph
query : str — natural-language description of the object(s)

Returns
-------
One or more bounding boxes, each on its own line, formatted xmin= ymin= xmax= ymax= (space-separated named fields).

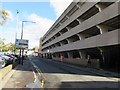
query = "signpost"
xmin=15 ymin=39 xmax=28 ymax=65
xmin=15 ymin=39 xmax=29 ymax=49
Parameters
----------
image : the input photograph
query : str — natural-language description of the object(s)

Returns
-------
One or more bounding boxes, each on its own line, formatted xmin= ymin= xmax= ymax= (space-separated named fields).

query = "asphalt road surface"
xmin=29 ymin=56 xmax=119 ymax=89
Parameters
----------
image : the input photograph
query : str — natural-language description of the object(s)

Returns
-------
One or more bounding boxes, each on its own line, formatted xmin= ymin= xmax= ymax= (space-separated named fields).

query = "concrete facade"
xmin=40 ymin=0 xmax=120 ymax=70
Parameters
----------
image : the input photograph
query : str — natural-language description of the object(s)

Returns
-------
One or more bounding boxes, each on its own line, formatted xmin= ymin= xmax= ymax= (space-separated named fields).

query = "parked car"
xmin=0 ymin=57 xmax=6 ymax=68
xmin=0 ymin=52 xmax=12 ymax=65
xmin=5 ymin=54 xmax=17 ymax=62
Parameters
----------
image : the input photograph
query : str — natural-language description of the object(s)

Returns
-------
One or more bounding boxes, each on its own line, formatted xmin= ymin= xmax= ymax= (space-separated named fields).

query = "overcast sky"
xmin=0 ymin=0 xmax=73 ymax=48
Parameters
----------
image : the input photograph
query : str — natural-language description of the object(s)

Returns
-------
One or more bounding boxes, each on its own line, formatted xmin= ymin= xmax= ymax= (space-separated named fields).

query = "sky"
xmin=0 ymin=0 xmax=73 ymax=49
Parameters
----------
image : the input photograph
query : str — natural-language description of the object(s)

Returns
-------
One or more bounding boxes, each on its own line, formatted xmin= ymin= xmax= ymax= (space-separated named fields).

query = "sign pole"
xmin=21 ymin=49 xmax=24 ymax=65
xmin=15 ymin=39 xmax=28 ymax=65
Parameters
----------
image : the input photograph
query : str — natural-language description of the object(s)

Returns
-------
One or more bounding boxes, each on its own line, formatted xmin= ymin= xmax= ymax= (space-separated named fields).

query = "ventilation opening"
xmin=49 ymin=46 xmax=52 ymax=49
xmin=102 ymin=15 xmax=120 ymax=32
xmin=60 ymin=16 xmax=68 ymax=24
xmin=64 ymin=52 xmax=68 ymax=58
xmin=85 ymin=48 xmax=102 ymax=59
xmin=67 ymin=4 xmax=79 ymax=17
xmin=53 ymin=53 xmax=56 ymax=58
xmin=72 ymin=50 xmax=81 ymax=58
xmin=67 ymin=19 xmax=79 ymax=29
xmin=79 ymin=6 xmax=99 ymax=21
xmin=55 ymin=42 xmax=61 ymax=47
xmin=68 ymin=34 xmax=80 ymax=43
xmin=60 ymin=28 xmax=68 ymax=34
xmin=79 ymin=26 xmax=100 ymax=39
xmin=61 ymin=39 xmax=68 ymax=45
xmin=51 ymin=36 xmax=55 ymax=40
xmin=55 ymin=32 xmax=61 ymax=37
xmin=97 ymin=2 xmax=114 ymax=10
xmin=52 ymin=44 xmax=55 ymax=48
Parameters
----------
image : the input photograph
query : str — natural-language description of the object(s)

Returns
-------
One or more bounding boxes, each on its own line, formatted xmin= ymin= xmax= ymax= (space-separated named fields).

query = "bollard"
xmin=41 ymin=79 xmax=45 ymax=88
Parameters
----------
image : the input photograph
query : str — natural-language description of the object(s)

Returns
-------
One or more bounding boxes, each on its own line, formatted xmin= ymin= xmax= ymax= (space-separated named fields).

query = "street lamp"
xmin=20 ymin=21 xmax=36 ymax=65
xmin=21 ymin=21 xmax=36 ymax=39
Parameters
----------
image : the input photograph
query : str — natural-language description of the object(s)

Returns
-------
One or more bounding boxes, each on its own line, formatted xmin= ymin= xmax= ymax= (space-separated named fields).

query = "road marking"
xmin=29 ymin=59 xmax=46 ymax=79
xmin=29 ymin=57 xmax=46 ymax=88
xmin=33 ymin=71 xmax=37 ymax=83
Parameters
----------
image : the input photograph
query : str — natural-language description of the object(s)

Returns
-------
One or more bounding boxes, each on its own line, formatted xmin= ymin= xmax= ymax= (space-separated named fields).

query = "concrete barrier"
xmin=53 ymin=57 xmax=100 ymax=69
xmin=0 ymin=65 xmax=12 ymax=79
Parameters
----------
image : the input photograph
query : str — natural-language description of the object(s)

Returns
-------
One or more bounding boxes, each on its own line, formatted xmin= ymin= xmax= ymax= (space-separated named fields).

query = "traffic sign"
xmin=15 ymin=39 xmax=29 ymax=49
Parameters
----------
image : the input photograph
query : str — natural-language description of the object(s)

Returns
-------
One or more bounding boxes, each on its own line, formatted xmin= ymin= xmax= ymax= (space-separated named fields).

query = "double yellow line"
xmin=29 ymin=58 xmax=46 ymax=88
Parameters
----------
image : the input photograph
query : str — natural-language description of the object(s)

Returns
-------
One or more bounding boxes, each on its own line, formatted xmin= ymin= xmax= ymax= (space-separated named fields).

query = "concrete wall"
xmin=42 ymin=30 xmax=119 ymax=53
xmin=40 ymin=1 xmax=119 ymax=70
xmin=53 ymin=57 xmax=100 ymax=69
xmin=42 ymin=2 xmax=97 ymax=44
xmin=42 ymin=2 xmax=119 ymax=50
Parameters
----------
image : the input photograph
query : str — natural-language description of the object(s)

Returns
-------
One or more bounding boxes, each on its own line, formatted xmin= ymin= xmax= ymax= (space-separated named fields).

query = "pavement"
xmin=1 ymin=58 xmax=41 ymax=89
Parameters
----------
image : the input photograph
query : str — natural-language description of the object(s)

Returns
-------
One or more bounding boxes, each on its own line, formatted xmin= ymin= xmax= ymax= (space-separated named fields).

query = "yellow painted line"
xmin=29 ymin=58 xmax=46 ymax=88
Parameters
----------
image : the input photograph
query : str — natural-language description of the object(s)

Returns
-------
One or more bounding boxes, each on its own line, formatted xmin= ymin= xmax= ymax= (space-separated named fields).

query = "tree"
xmin=0 ymin=38 xmax=5 ymax=51
xmin=6 ymin=43 xmax=15 ymax=52
xmin=0 ymin=10 xmax=9 ymax=25
xmin=0 ymin=38 xmax=15 ymax=53
xmin=1 ymin=42 xmax=8 ymax=52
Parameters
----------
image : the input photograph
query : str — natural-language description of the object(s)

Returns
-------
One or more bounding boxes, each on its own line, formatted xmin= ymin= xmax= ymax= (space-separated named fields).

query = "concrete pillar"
xmin=76 ymin=18 xmax=84 ymax=24
xmin=59 ymin=32 xmax=62 ymax=35
xmin=96 ymin=25 xmax=112 ymax=34
xmin=68 ymin=52 xmax=73 ymax=58
xmin=66 ymin=39 xmax=72 ymax=43
xmin=77 ymin=34 xmax=85 ymax=40
xmin=52 ymin=36 xmax=55 ymax=40
xmin=76 ymin=34 xmax=81 ymax=40
xmin=66 ymin=15 xmax=69 ymax=19
xmin=54 ymin=35 xmax=57 ymax=38
xmin=66 ymin=27 xmax=70 ymax=31
xmin=54 ymin=44 xmax=57 ymax=47
xmin=58 ymin=42 xmax=61 ymax=46
xmin=95 ymin=4 xmax=106 ymax=12
xmin=59 ymin=23 xmax=62 ymax=26
xmin=79 ymin=51 xmax=86 ymax=59
xmin=66 ymin=26 xmax=72 ymax=30
xmin=45 ymin=53 xmax=47 ymax=58
xmin=76 ymin=4 xmax=80 ymax=8
xmin=97 ymin=47 xmax=105 ymax=68
xmin=52 ymin=54 xmax=54 ymax=59
xmin=59 ymin=42 xmax=63 ymax=46
xmin=42 ymin=54 xmax=45 ymax=58
xmin=51 ymin=45 xmax=53 ymax=49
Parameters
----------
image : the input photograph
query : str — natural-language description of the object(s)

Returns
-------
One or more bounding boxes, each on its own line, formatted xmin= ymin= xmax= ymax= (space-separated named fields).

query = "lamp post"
xmin=20 ymin=21 xmax=36 ymax=65
xmin=21 ymin=21 xmax=36 ymax=39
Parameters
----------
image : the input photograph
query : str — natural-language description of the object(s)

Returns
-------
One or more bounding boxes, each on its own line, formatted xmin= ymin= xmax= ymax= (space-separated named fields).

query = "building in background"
xmin=40 ymin=0 xmax=120 ymax=70
xmin=34 ymin=46 xmax=39 ymax=56
xmin=38 ymin=37 xmax=43 ymax=57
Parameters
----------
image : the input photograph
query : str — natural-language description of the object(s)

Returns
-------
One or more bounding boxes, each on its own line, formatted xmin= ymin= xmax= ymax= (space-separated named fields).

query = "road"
xmin=29 ymin=56 xmax=119 ymax=89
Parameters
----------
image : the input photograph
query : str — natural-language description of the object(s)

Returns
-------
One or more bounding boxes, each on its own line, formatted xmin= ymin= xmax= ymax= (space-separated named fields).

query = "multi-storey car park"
xmin=40 ymin=0 xmax=120 ymax=70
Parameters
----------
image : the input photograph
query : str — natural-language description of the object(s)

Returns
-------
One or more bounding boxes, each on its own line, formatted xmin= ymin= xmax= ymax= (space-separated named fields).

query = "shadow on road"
xmin=13 ymin=56 xmax=119 ymax=79
xmin=58 ymin=81 xmax=119 ymax=89
xmin=13 ymin=59 xmax=33 ymax=72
